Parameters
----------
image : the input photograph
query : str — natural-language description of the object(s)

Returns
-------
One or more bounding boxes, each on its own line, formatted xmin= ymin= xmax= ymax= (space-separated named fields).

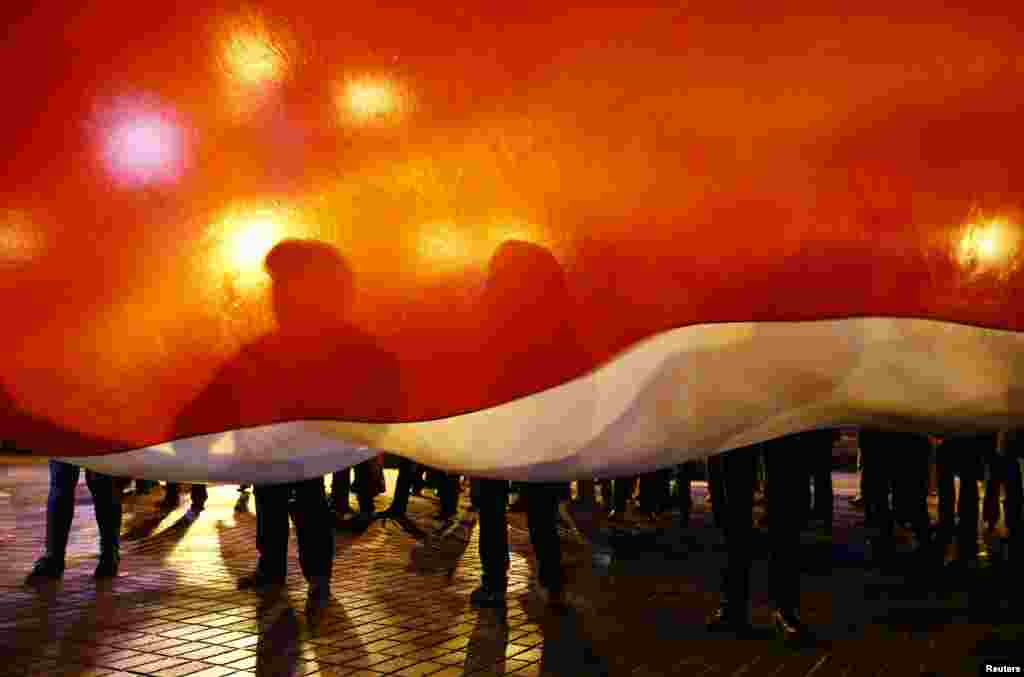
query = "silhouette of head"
xmin=264 ymin=239 xmax=353 ymax=328
xmin=483 ymin=239 xmax=568 ymax=314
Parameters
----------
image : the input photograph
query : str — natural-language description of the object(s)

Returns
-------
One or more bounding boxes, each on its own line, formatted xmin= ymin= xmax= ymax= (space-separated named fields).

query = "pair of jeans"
xmin=254 ymin=479 xmax=335 ymax=581
xmin=45 ymin=460 xmax=122 ymax=560
xmin=477 ymin=479 xmax=563 ymax=592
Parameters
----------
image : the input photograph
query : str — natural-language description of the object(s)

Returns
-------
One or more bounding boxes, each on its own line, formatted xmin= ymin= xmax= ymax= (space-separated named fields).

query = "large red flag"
xmin=2 ymin=2 xmax=1023 ymax=482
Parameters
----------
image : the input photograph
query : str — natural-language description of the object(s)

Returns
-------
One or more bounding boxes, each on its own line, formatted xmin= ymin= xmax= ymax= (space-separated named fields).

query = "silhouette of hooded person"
xmin=472 ymin=240 xmax=586 ymax=608
xmin=174 ymin=239 xmax=401 ymax=605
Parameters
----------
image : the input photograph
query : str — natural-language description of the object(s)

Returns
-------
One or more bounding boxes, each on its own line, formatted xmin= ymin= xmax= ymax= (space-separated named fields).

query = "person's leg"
xmin=526 ymin=482 xmax=564 ymax=601
xmin=161 ymin=482 xmax=182 ymax=509
xmin=291 ymin=479 xmax=334 ymax=602
xmin=28 ymin=461 xmax=80 ymax=578
xmin=764 ymin=442 xmax=806 ymax=640
xmin=1004 ymin=453 xmax=1022 ymax=560
xmin=811 ymin=445 xmax=834 ymax=529
xmin=190 ymin=484 xmax=207 ymax=511
xmin=611 ymin=475 xmax=637 ymax=517
xmin=677 ymin=462 xmax=696 ymax=525
xmin=330 ymin=468 xmax=352 ymax=513
xmin=955 ymin=445 xmax=982 ymax=563
xmin=709 ymin=446 xmax=756 ymax=631
xmin=85 ymin=470 xmax=123 ymax=577
xmin=246 ymin=484 xmax=289 ymax=584
xmin=438 ymin=473 xmax=459 ymax=520
xmin=707 ymin=455 xmax=727 ymax=529
xmin=937 ymin=440 xmax=956 ymax=543
xmin=384 ymin=459 xmax=416 ymax=516
xmin=473 ymin=479 xmax=510 ymax=606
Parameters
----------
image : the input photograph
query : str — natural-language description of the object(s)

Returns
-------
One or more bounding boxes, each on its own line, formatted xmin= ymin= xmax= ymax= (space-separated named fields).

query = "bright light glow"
xmin=957 ymin=215 xmax=1019 ymax=268
xmin=0 ymin=210 xmax=44 ymax=267
xmin=337 ymin=76 xmax=404 ymax=124
xmin=214 ymin=206 xmax=296 ymax=286
xmin=99 ymin=99 xmax=189 ymax=187
xmin=223 ymin=27 xmax=285 ymax=87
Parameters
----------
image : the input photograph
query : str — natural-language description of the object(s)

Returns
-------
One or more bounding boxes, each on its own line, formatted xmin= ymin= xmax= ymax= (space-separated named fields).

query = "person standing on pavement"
xmin=26 ymin=460 xmax=124 ymax=580
xmin=173 ymin=240 xmax=402 ymax=611
xmin=706 ymin=436 xmax=812 ymax=644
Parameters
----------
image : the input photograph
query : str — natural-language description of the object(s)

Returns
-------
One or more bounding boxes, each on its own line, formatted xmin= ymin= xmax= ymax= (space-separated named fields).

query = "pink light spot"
xmin=99 ymin=98 xmax=191 ymax=187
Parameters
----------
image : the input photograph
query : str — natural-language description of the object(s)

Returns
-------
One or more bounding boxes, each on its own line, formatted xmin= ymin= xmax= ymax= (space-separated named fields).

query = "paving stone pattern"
xmin=1 ymin=461 xmax=1022 ymax=676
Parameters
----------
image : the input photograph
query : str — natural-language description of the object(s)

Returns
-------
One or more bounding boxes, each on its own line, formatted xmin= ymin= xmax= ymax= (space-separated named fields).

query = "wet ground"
xmin=1 ymin=460 xmax=1021 ymax=676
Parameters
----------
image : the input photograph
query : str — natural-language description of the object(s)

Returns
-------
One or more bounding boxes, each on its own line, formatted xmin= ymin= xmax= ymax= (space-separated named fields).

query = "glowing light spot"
xmin=957 ymin=214 xmax=1020 ymax=269
xmin=213 ymin=205 xmax=301 ymax=287
xmin=223 ymin=27 xmax=285 ymax=87
xmin=336 ymin=76 xmax=406 ymax=125
xmin=98 ymin=98 xmax=189 ymax=187
xmin=0 ymin=210 xmax=45 ymax=267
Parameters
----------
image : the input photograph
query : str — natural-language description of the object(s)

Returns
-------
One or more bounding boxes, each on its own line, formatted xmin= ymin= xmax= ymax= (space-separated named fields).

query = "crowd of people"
xmin=19 ymin=427 xmax=1024 ymax=644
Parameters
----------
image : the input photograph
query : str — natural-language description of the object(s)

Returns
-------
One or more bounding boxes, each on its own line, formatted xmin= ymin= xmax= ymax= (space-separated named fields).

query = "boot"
xmin=26 ymin=555 xmax=65 ymax=582
xmin=95 ymin=546 xmax=120 ymax=578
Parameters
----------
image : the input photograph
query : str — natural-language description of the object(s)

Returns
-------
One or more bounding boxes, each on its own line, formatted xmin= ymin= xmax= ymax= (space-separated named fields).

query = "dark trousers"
xmin=330 ymin=461 xmax=374 ymax=513
xmin=718 ymin=442 xmax=803 ymax=615
xmin=165 ymin=483 xmax=207 ymax=504
xmin=45 ymin=460 xmax=122 ymax=559
xmin=937 ymin=436 xmax=989 ymax=559
xmin=388 ymin=458 xmax=418 ymax=515
xmin=254 ymin=479 xmax=334 ymax=581
xmin=638 ymin=469 xmax=671 ymax=514
xmin=673 ymin=461 xmax=700 ymax=523
xmin=707 ymin=454 xmax=727 ymax=528
xmin=718 ymin=447 xmax=756 ymax=616
xmin=477 ymin=479 xmax=563 ymax=592
xmin=809 ymin=447 xmax=834 ymax=526
xmin=861 ymin=431 xmax=930 ymax=545
xmin=434 ymin=471 xmax=460 ymax=518
xmin=613 ymin=475 xmax=637 ymax=513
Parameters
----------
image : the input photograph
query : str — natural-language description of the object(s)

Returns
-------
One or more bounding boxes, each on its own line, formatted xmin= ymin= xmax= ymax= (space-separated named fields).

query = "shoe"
xmin=94 ymin=548 xmax=120 ymax=579
xmin=705 ymin=607 xmax=751 ymax=635
xmin=237 ymin=571 xmax=285 ymax=591
xmin=773 ymin=609 xmax=810 ymax=644
xmin=470 ymin=584 xmax=507 ymax=608
xmin=849 ymin=495 xmax=865 ymax=509
xmin=307 ymin=576 xmax=331 ymax=610
xmin=531 ymin=579 xmax=566 ymax=608
xmin=26 ymin=555 xmax=64 ymax=582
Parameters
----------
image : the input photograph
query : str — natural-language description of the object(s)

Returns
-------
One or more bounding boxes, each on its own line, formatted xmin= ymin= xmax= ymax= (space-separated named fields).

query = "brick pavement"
xmin=1 ymin=462 xmax=1022 ymax=676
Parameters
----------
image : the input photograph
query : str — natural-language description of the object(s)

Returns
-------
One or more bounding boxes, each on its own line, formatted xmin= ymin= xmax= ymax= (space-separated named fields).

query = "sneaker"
xmin=94 ymin=549 xmax=120 ymax=579
xmin=25 ymin=555 xmax=64 ymax=582
xmin=470 ymin=584 xmax=507 ymax=608
xmin=237 ymin=570 xmax=285 ymax=591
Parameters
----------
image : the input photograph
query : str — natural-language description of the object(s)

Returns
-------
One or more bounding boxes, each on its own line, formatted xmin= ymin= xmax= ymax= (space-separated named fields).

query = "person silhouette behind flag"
xmin=174 ymin=239 xmax=401 ymax=611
